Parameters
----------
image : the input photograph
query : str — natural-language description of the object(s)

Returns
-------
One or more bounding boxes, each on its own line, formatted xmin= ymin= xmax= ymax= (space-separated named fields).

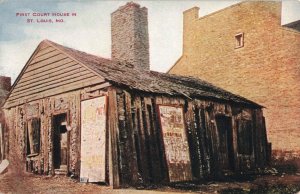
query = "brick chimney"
xmin=111 ymin=2 xmax=150 ymax=70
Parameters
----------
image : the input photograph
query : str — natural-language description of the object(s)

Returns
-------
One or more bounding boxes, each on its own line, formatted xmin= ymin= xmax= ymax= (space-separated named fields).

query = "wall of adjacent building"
xmin=169 ymin=1 xmax=300 ymax=151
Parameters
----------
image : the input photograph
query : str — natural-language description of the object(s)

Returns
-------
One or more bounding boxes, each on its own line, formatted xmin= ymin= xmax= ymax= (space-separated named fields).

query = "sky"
xmin=0 ymin=0 xmax=299 ymax=82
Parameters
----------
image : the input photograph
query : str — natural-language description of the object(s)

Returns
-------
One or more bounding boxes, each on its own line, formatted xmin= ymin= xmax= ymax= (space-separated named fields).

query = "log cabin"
xmin=2 ymin=2 xmax=271 ymax=188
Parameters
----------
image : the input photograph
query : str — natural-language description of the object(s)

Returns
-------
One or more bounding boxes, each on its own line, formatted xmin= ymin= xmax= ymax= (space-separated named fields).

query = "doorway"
xmin=215 ymin=115 xmax=235 ymax=171
xmin=53 ymin=113 xmax=69 ymax=173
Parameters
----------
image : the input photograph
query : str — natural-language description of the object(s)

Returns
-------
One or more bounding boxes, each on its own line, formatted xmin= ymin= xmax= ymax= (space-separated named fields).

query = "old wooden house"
xmin=2 ymin=2 xmax=270 ymax=188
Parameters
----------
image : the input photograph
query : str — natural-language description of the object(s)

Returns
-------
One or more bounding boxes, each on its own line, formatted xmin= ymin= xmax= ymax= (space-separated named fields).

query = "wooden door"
xmin=215 ymin=116 xmax=234 ymax=171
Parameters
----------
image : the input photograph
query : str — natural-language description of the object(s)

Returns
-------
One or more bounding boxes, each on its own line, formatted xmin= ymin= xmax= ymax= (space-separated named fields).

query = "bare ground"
xmin=1 ymin=170 xmax=300 ymax=194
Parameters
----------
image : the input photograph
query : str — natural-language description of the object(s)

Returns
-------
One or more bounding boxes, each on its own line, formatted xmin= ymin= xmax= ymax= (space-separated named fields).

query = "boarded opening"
xmin=26 ymin=118 xmax=41 ymax=156
xmin=215 ymin=116 xmax=234 ymax=171
xmin=80 ymin=96 xmax=107 ymax=183
xmin=158 ymin=105 xmax=192 ymax=182
xmin=53 ymin=113 xmax=68 ymax=172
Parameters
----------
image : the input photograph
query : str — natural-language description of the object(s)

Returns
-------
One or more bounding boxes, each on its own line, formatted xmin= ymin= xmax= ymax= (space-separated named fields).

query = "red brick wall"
xmin=169 ymin=1 xmax=300 ymax=151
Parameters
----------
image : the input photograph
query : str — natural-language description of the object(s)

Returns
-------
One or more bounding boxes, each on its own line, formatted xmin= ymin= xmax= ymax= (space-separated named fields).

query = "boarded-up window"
xmin=27 ymin=118 xmax=41 ymax=155
xmin=237 ymin=120 xmax=252 ymax=155
xmin=80 ymin=96 xmax=107 ymax=182
xmin=158 ymin=105 xmax=192 ymax=182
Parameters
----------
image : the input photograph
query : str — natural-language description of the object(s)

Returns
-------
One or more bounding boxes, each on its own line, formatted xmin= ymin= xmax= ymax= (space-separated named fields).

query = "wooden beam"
xmin=34 ymin=47 xmax=56 ymax=58
xmin=12 ymin=68 xmax=90 ymax=95
xmin=30 ymin=50 xmax=62 ymax=65
xmin=108 ymin=87 xmax=120 ymax=188
xmin=124 ymin=91 xmax=138 ymax=185
xmin=5 ymin=78 xmax=105 ymax=108
xmin=20 ymin=59 xmax=75 ymax=81
xmin=26 ymin=54 xmax=67 ymax=72
xmin=9 ymin=73 xmax=97 ymax=100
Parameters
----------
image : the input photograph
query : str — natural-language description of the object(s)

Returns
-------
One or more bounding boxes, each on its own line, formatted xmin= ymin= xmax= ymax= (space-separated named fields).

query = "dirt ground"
xmin=1 ymin=170 xmax=300 ymax=194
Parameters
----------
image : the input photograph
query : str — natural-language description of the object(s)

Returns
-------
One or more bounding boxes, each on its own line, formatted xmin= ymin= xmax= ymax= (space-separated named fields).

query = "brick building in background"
xmin=168 ymin=1 xmax=300 ymax=151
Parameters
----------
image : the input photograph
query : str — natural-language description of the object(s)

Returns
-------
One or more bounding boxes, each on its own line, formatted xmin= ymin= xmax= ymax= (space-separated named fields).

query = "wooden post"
xmin=108 ymin=87 xmax=120 ymax=188
xmin=231 ymin=115 xmax=239 ymax=171
xmin=124 ymin=91 xmax=139 ymax=185
xmin=134 ymin=96 xmax=150 ymax=184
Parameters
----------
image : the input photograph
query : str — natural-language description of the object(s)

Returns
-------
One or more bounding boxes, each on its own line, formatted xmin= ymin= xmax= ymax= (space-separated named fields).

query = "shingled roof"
xmin=47 ymin=40 xmax=262 ymax=108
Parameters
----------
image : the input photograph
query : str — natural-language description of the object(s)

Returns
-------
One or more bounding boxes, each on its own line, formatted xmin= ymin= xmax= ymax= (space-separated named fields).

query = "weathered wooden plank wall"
xmin=3 ymin=85 xmax=270 ymax=188
xmin=4 ymin=45 xmax=105 ymax=108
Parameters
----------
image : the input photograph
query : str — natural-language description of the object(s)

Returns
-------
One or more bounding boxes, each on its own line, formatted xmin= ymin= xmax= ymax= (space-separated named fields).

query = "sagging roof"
xmin=47 ymin=40 xmax=262 ymax=108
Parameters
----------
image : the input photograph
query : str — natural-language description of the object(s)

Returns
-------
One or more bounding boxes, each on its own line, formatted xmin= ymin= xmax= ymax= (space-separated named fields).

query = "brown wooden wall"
xmin=3 ymin=85 xmax=269 ymax=188
xmin=5 ymin=43 xmax=105 ymax=108
xmin=108 ymin=87 xmax=270 ymax=188
xmin=4 ymin=90 xmax=82 ymax=176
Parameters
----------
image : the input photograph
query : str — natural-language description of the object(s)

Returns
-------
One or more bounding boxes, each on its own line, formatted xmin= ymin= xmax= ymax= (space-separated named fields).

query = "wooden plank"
xmin=17 ymin=62 xmax=80 ymax=88
xmin=30 ymin=50 xmax=62 ymax=65
xmin=20 ymin=59 xmax=75 ymax=81
xmin=107 ymin=87 xmax=120 ymax=188
xmin=38 ymin=42 xmax=50 ymax=50
xmin=5 ymin=78 xmax=105 ymax=108
xmin=196 ymin=100 xmax=213 ymax=177
xmin=75 ymin=91 xmax=81 ymax=176
xmin=231 ymin=115 xmax=239 ymax=171
xmin=34 ymin=47 xmax=56 ymax=58
xmin=205 ymin=105 xmax=221 ymax=178
xmin=13 ymin=68 xmax=90 ymax=93
xmin=43 ymin=98 xmax=49 ymax=174
xmin=157 ymin=104 xmax=193 ymax=182
xmin=124 ymin=91 xmax=138 ymax=184
xmin=108 ymin=116 xmax=113 ymax=188
xmin=141 ymin=97 xmax=154 ymax=182
xmin=136 ymin=97 xmax=150 ymax=184
xmin=82 ymin=82 xmax=111 ymax=93
xmin=116 ymin=91 xmax=130 ymax=185
xmin=26 ymin=54 xmax=68 ymax=72
xmin=9 ymin=73 xmax=97 ymax=100
xmin=185 ymin=101 xmax=202 ymax=179
xmin=155 ymin=96 xmax=163 ymax=105
xmin=144 ymin=97 xmax=162 ymax=183
xmin=198 ymin=106 xmax=211 ymax=177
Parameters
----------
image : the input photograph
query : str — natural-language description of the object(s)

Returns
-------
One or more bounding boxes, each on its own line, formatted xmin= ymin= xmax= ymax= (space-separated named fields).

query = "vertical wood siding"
xmin=3 ymin=86 xmax=270 ymax=188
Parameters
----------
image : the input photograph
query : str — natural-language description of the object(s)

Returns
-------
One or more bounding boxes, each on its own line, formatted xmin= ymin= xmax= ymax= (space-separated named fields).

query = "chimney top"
xmin=111 ymin=2 xmax=150 ymax=70
xmin=112 ymin=2 xmax=146 ymax=15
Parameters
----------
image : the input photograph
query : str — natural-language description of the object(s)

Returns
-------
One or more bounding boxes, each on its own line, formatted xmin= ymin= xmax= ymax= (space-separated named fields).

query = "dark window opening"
xmin=26 ymin=118 xmax=41 ymax=156
xmin=235 ymin=33 xmax=244 ymax=48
